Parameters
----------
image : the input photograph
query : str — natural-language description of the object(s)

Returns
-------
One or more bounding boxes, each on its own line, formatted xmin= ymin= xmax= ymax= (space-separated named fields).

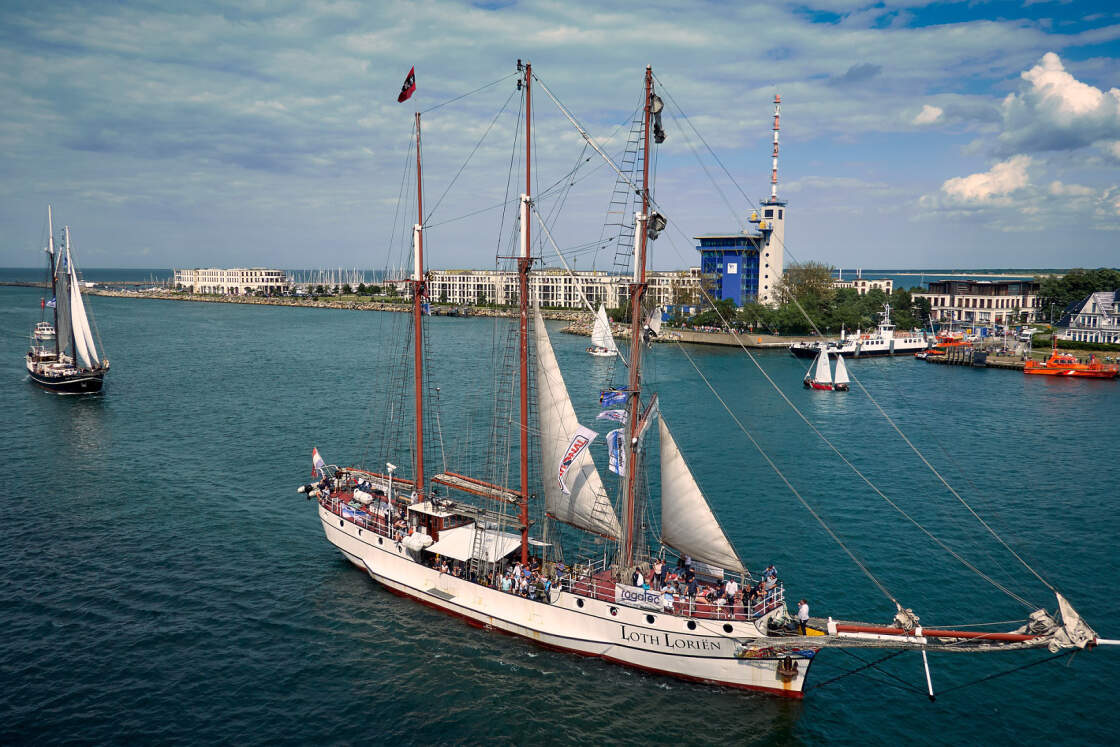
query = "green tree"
xmin=775 ymin=261 xmax=836 ymax=305
xmin=342 ymin=283 xmax=353 ymax=295
xmin=1037 ymin=268 xmax=1120 ymax=317
xmin=439 ymin=290 xmax=448 ymax=304
xmin=315 ymin=284 xmax=325 ymax=295
xmin=370 ymin=284 xmax=382 ymax=295
xmin=357 ymin=282 xmax=367 ymax=295
xmin=476 ymin=290 xmax=488 ymax=306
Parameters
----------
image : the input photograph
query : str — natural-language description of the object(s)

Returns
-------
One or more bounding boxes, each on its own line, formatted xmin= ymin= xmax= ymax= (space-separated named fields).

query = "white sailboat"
xmin=804 ymin=348 xmax=833 ymax=390
xmin=833 ymin=354 xmax=850 ymax=391
xmin=587 ymin=303 xmax=619 ymax=357
xmin=298 ymin=62 xmax=1107 ymax=699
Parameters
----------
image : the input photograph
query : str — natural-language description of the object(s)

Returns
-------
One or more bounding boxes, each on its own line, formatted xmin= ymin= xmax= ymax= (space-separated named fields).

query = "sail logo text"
xmin=619 ymin=625 xmax=722 ymax=652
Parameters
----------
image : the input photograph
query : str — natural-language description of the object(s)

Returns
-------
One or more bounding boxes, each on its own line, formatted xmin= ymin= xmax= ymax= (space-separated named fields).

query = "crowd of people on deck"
xmin=316 ymin=473 xmax=789 ymax=620
xmin=625 ymin=557 xmax=781 ymax=619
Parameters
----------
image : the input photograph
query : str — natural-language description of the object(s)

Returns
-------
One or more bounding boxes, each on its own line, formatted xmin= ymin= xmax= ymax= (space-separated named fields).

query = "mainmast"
xmin=412 ymin=112 xmax=427 ymax=499
xmin=47 ymin=206 xmax=59 ymax=357
xmin=517 ymin=60 xmax=533 ymax=564
xmin=620 ymin=67 xmax=654 ymax=569
xmin=64 ymin=226 xmax=78 ymax=364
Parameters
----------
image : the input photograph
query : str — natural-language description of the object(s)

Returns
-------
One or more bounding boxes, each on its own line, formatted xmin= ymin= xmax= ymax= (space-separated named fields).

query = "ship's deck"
xmin=319 ymin=492 xmax=784 ymax=623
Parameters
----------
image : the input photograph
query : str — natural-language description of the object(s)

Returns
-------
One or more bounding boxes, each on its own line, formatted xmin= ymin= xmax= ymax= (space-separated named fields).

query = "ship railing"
xmin=320 ymin=493 xmax=394 ymax=539
xmin=564 ymin=571 xmax=785 ymax=622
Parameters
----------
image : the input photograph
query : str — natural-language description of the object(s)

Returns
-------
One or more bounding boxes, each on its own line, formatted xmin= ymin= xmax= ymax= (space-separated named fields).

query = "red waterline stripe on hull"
xmin=367 ymin=569 xmax=806 ymax=698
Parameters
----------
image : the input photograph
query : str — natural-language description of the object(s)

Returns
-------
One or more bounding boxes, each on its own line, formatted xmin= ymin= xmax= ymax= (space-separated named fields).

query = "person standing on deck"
xmin=797 ymin=599 xmax=809 ymax=635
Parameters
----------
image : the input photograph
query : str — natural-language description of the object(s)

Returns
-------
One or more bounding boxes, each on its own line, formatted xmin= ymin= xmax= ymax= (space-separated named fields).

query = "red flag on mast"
xmin=397 ymin=67 xmax=416 ymax=103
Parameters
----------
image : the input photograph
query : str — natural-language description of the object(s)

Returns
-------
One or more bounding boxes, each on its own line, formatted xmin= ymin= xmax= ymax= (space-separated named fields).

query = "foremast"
xmin=517 ymin=61 xmax=533 ymax=564
xmin=620 ymin=67 xmax=654 ymax=569
xmin=412 ymin=112 xmax=427 ymax=500
xmin=47 ymin=206 xmax=60 ymax=357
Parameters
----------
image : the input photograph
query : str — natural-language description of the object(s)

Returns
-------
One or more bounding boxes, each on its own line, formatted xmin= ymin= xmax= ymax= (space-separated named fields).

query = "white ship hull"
xmin=320 ymin=505 xmax=816 ymax=697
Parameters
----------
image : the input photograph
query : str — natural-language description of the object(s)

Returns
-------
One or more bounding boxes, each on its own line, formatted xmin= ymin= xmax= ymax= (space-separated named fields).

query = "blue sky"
xmin=0 ymin=0 xmax=1117 ymax=271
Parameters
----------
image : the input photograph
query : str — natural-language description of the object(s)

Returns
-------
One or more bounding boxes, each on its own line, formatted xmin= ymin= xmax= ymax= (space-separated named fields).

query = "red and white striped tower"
xmin=758 ymin=93 xmax=786 ymax=305
xmin=770 ymin=94 xmax=781 ymax=202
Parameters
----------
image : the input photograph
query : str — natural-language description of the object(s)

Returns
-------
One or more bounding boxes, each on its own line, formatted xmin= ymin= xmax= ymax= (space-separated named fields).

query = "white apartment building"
xmin=174 ymin=268 xmax=290 ymax=295
xmin=912 ymin=279 xmax=1041 ymax=325
xmin=417 ymin=268 xmax=702 ymax=310
xmin=1057 ymin=290 xmax=1120 ymax=344
xmin=834 ymin=277 xmax=893 ymax=295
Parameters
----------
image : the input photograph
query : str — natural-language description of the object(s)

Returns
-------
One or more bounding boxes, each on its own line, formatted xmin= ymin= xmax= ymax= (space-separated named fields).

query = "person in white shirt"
xmin=724 ymin=579 xmax=739 ymax=615
xmin=797 ymin=599 xmax=810 ymax=635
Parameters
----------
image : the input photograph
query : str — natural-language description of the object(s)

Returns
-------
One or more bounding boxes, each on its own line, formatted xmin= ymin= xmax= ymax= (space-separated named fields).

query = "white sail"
xmin=66 ymin=248 xmax=100 ymax=368
xmin=590 ymin=304 xmax=617 ymax=352
xmin=834 ymin=354 xmax=849 ymax=386
xmin=533 ymin=308 xmax=622 ymax=539
xmin=812 ymin=349 xmax=831 ymax=384
xmin=646 ymin=307 xmax=662 ymax=337
xmin=658 ymin=417 xmax=746 ymax=574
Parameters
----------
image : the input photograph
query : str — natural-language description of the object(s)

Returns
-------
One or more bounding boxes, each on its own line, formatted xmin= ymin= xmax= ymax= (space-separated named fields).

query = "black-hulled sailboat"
xmin=26 ymin=207 xmax=110 ymax=394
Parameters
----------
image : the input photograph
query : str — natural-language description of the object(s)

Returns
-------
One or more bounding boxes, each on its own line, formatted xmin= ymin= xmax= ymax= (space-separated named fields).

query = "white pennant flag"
xmin=558 ymin=425 xmax=597 ymax=495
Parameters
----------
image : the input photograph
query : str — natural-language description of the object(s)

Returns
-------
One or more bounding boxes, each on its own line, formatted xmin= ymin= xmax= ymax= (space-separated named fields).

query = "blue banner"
xmin=606 ymin=427 xmax=625 ymax=476
xmin=599 ymin=389 xmax=627 ymax=408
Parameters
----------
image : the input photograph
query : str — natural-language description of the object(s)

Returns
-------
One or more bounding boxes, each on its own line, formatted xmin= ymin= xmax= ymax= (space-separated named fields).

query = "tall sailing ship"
xmin=26 ymin=207 xmax=110 ymax=394
xmin=298 ymin=63 xmax=1108 ymax=697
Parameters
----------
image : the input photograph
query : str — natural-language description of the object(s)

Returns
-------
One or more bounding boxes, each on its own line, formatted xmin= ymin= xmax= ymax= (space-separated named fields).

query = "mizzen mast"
xmin=517 ymin=60 xmax=533 ymax=564
xmin=620 ymin=66 xmax=654 ymax=569
xmin=412 ymin=112 xmax=427 ymax=500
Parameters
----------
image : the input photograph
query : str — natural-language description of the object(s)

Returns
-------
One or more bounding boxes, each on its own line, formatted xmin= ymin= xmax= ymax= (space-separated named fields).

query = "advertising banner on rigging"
xmin=558 ymin=425 xmax=597 ymax=495
xmin=615 ymin=583 xmax=662 ymax=611
xmin=606 ymin=428 xmax=625 ymax=476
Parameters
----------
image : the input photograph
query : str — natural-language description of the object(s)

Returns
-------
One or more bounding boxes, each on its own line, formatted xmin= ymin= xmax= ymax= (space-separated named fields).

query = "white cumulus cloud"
xmin=998 ymin=52 xmax=1120 ymax=154
xmin=912 ymin=104 xmax=943 ymax=125
xmin=1048 ymin=180 xmax=1094 ymax=197
xmin=941 ymin=155 xmax=1032 ymax=202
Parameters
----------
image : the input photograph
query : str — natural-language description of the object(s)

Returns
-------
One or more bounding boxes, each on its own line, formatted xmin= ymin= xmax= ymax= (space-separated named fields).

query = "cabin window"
xmin=764 ymin=209 xmax=773 ymax=218
xmin=686 ymin=620 xmax=697 ymax=630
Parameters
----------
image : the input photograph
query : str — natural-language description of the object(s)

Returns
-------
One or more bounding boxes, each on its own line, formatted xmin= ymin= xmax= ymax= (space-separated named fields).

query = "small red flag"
xmin=397 ymin=66 xmax=416 ymax=103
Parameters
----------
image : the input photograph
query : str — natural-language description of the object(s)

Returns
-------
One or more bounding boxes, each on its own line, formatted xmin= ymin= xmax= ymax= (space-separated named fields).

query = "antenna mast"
xmin=770 ymin=94 xmax=781 ymax=202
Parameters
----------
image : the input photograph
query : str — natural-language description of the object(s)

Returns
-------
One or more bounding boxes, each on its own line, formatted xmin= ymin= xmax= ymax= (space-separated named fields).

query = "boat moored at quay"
xmin=788 ymin=304 xmax=930 ymax=359
xmin=299 ymin=63 xmax=1110 ymax=699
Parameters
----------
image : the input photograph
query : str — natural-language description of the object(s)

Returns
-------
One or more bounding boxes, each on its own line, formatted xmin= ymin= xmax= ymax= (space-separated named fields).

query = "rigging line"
xmin=654 ymin=77 xmax=1053 ymax=600
xmin=652 ymin=73 xmax=757 ymax=212
xmin=532 ymin=206 xmax=630 ymax=369
xmin=425 ymin=88 xmax=519 ymax=223
xmin=673 ymin=342 xmax=900 ymax=607
xmin=664 ymin=275 xmax=1037 ymax=607
xmin=419 ymin=72 xmax=518 ymax=115
xmin=807 ymin=649 xmax=910 ymax=691
xmin=937 ymin=650 xmax=1072 ymax=696
xmin=651 ymin=201 xmax=1041 ymax=608
xmin=663 ymin=106 xmax=743 ymax=230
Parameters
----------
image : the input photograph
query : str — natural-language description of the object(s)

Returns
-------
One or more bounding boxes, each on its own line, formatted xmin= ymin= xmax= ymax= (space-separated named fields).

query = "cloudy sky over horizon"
xmin=1 ymin=0 xmax=1118 ymax=272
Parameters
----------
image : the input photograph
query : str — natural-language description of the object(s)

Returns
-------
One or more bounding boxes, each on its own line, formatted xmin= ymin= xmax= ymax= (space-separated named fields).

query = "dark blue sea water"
xmin=1 ymin=286 xmax=1117 ymax=745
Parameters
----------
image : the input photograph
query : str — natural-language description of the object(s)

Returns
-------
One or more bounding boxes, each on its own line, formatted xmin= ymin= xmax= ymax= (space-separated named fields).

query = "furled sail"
xmin=53 ymin=251 xmax=72 ymax=359
xmin=590 ymin=304 xmax=617 ymax=352
xmin=67 ymin=249 xmax=99 ymax=368
xmin=834 ymin=354 xmax=849 ymax=386
xmin=533 ymin=308 xmax=622 ymax=539
xmin=658 ymin=417 xmax=746 ymax=574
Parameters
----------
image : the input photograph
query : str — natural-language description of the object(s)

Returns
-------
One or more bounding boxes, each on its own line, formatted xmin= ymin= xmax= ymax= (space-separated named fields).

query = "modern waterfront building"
xmin=912 ymin=279 xmax=1041 ymax=326
xmin=695 ymin=95 xmax=786 ymax=307
xmin=415 ymin=268 xmax=703 ymax=310
xmin=834 ymin=275 xmax=893 ymax=295
xmin=174 ymin=268 xmax=290 ymax=295
xmin=1057 ymin=290 xmax=1120 ymax=344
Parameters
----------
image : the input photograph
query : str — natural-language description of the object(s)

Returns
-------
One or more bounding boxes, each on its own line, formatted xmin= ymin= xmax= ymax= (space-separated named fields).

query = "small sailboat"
xmin=804 ymin=348 xmax=834 ymax=390
xmin=587 ymin=303 xmax=619 ymax=357
xmin=25 ymin=207 xmax=110 ymax=394
xmin=833 ymin=354 xmax=850 ymax=391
